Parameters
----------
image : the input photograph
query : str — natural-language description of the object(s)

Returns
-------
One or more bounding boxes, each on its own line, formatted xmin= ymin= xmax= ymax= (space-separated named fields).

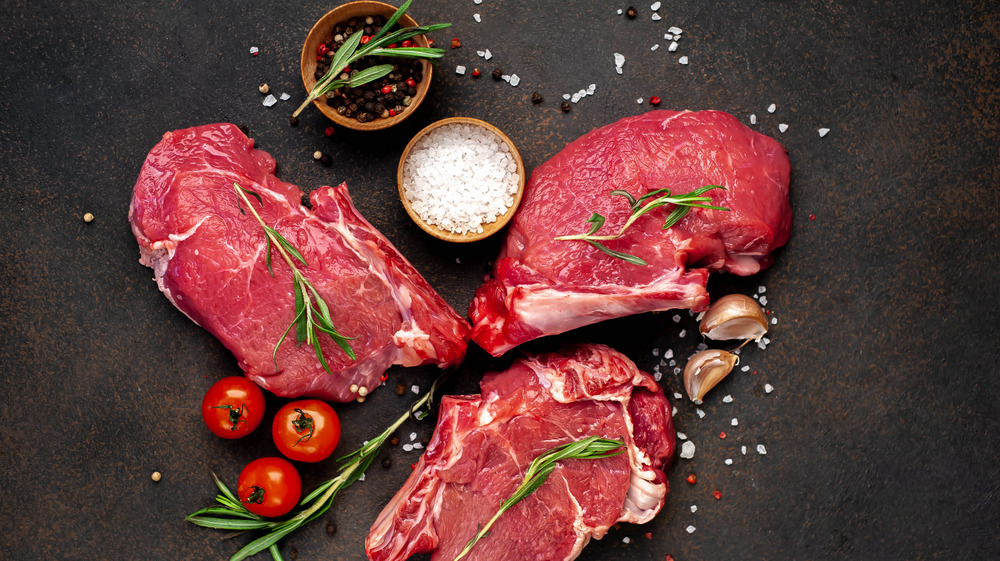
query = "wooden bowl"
xmin=397 ymin=117 xmax=526 ymax=243
xmin=300 ymin=1 xmax=433 ymax=131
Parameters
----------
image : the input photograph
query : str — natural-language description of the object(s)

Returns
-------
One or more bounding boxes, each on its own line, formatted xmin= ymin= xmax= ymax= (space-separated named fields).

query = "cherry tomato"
xmin=272 ymin=400 xmax=341 ymax=463
xmin=236 ymin=457 xmax=302 ymax=518
xmin=201 ymin=376 xmax=265 ymax=439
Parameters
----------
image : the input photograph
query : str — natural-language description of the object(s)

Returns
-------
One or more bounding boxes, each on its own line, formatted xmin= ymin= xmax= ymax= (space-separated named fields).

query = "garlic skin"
xmin=699 ymin=294 xmax=768 ymax=342
xmin=684 ymin=350 xmax=738 ymax=402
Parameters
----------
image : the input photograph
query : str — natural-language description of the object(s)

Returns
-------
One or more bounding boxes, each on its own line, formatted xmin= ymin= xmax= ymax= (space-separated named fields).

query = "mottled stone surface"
xmin=0 ymin=1 xmax=997 ymax=560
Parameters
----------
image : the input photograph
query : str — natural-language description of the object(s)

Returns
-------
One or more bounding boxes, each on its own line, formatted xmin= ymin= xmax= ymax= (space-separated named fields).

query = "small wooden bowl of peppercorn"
xmin=301 ymin=1 xmax=433 ymax=131
xmin=397 ymin=117 xmax=526 ymax=243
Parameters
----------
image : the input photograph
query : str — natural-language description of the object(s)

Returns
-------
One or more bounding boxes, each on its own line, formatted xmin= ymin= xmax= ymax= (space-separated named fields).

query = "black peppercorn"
xmin=326 ymin=522 xmax=337 ymax=536
xmin=560 ymin=101 xmax=571 ymax=112
xmin=390 ymin=435 xmax=400 ymax=446
xmin=626 ymin=6 xmax=637 ymax=18
xmin=382 ymin=458 xmax=393 ymax=469
xmin=531 ymin=92 xmax=543 ymax=104
xmin=320 ymin=154 xmax=332 ymax=166
xmin=492 ymin=68 xmax=503 ymax=80
xmin=289 ymin=115 xmax=299 ymax=126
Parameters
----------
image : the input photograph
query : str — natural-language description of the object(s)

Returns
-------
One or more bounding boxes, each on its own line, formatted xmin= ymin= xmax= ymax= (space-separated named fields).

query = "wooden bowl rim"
xmin=300 ymin=1 xmax=432 ymax=131
xmin=397 ymin=117 xmax=527 ymax=243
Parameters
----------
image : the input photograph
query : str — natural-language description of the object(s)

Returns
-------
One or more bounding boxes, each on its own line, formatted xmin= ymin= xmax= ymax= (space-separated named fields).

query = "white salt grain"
xmin=723 ymin=394 xmax=733 ymax=403
xmin=725 ymin=458 xmax=733 ymax=465
xmin=818 ymin=127 xmax=830 ymax=137
xmin=673 ymin=367 xmax=682 ymax=375
xmin=668 ymin=41 xmax=679 ymax=52
xmin=677 ymin=432 xmax=687 ymax=440
xmin=757 ymin=444 xmax=767 ymax=455
xmin=750 ymin=114 xmax=757 ymax=125
xmin=409 ymin=432 xmax=418 ymax=441
xmin=778 ymin=123 xmax=789 ymax=133
xmin=474 ymin=0 xmax=482 ymax=3
xmin=455 ymin=65 xmax=466 ymax=75
xmin=622 ymin=537 xmax=631 ymax=544
xmin=249 ymin=46 xmax=259 ymax=55
xmin=765 ymin=383 xmax=774 ymax=393
xmin=741 ymin=365 xmax=750 ymax=372
xmin=477 ymin=50 xmax=485 ymax=57
xmin=672 ymin=406 xmax=678 ymax=416
xmin=731 ymin=417 xmax=739 ymax=426
xmin=617 ymin=8 xmax=623 ymax=14
xmin=679 ymin=440 xmax=696 ymax=459
xmin=501 ymin=74 xmax=510 ymax=83
xmin=413 ymin=443 xmax=424 ymax=449
xmin=651 ymin=13 xmax=662 ymax=21
xmin=473 ymin=13 xmax=481 ymax=22
xmin=679 ymin=329 xmax=687 ymax=337
xmin=759 ymin=296 xmax=768 ymax=306
xmin=758 ymin=285 xmax=766 ymax=293
xmin=695 ymin=343 xmax=708 ymax=352
xmin=767 ymin=103 xmax=777 ymax=113
xmin=651 ymin=1 xmax=661 ymax=9
xmin=484 ymin=49 xmax=492 ymax=60
xmin=403 ymin=444 xmax=414 ymax=452
xmin=690 ymin=504 xmax=698 ymax=513
xmin=359 ymin=472 xmax=365 ymax=481
xmin=411 ymin=385 xmax=420 ymax=394
xmin=678 ymin=55 xmax=689 ymax=65
xmin=614 ymin=53 xmax=625 ymax=73
xmin=401 ymin=123 xmax=520 ymax=235
xmin=668 ymin=26 xmax=683 ymax=35
xmin=509 ymin=74 xmax=520 ymax=87
xmin=636 ymin=98 xmax=644 ymax=104
xmin=262 ymin=94 xmax=277 ymax=107
xmin=672 ymin=314 xmax=681 ymax=323
xmin=686 ymin=525 xmax=696 ymax=534
xmin=741 ymin=445 xmax=747 ymax=455
xmin=664 ymin=33 xmax=673 ymax=40
xmin=414 ymin=410 xmax=428 ymax=420
xmin=563 ymin=94 xmax=571 ymax=100
xmin=771 ymin=317 xmax=777 ymax=325
xmin=665 ymin=349 xmax=674 ymax=359
xmin=279 ymin=92 xmax=290 ymax=101
xmin=673 ymin=392 xmax=683 ymax=400
xmin=696 ymin=408 xmax=706 ymax=419
xmin=651 ymin=44 xmax=660 ymax=51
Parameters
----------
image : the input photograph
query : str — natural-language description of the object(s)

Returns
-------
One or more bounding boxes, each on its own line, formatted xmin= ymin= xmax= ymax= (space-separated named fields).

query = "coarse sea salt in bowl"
xmin=398 ymin=117 xmax=525 ymax=242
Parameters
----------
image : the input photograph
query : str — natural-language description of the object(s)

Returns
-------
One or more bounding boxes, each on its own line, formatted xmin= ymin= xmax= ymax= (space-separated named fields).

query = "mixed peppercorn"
xmin=315 ymin=15 xmax=424 ymax=124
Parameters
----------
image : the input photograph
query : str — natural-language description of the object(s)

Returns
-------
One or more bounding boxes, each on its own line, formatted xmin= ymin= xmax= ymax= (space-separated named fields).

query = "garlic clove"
xmin=684 ymin=349 xmax=738 ymax=402
xmin=699 ymin=294 xmax=768 ymax=342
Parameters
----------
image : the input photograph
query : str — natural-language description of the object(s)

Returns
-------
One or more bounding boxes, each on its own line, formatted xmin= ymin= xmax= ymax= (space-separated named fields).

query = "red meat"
xmin=366 ymin=344 xmax=675 ymax=561
xmin=129 ymin=124 xmax=469 ymax=402
xmin=469 ymin=110 xmax=792 ymax=356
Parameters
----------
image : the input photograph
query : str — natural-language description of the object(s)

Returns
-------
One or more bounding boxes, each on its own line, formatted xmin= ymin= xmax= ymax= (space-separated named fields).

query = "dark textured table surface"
xmin=2 ymin=1 xmax=998 ymax=560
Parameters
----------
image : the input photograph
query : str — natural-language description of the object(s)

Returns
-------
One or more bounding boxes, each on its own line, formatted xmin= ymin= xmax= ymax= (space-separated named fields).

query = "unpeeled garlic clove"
xmin=684 ymin=349 xmax=738 ymax=402
xmin=699 ymin=294 xmax=768 ymax=342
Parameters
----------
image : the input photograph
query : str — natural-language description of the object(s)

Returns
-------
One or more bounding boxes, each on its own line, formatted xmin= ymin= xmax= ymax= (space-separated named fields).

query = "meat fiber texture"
xmin=366 ymin=344 xmax=675 ymax=561
xmin=129 ymin=123 xmax=470 ymax=402
xmin=469 ymin=110 xmax=792 ymax=356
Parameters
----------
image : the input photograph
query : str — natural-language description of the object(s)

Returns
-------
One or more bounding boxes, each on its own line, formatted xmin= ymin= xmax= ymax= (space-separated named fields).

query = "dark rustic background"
xmin=2 ymin=1 xmax=998 ymax=560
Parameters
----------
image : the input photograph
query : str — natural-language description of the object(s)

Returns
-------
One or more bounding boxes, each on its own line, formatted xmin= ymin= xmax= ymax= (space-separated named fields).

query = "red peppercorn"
xmin=809 ymin=213 xmax=816 ymax=221
xmin=720 ymin=431 xmax=727 ymax=439
xmin=342 ymin=66 xmax=350 ymax=74
xmin=685 ymin=473 xmax=697 ymax=485
xmin=324 ymin=127 xmax=335 ymax=137
xmin=713 ymin=490 xmax=722 ymax=500
xmin=360 ymin=35 xmax=370 ymax=45
xmin=471 ymin=68 xmax=481 ymax=77
xmin=405 ymin=78 xmax=416 ymax=87
xmin=316 ymin=56 xmax=324 ymax=61
xmin=410 ymin=463 xmax=417 ymax=470
xmin=449 ymin=38 xmax=461 ymax=49
xmin=644 ymin=532 xmax=653 ymax=540
xmin=402 ymin=39 xmax=414 ymax=48
xmin=381 ymin=85 xmax=392 ymax=94
xmin=318 ymin=43 xmax=329 ymax=56
xmin=388 ymin=109 xmax=397 ymax=117
xmin=665 ymin=556 xmax=674 ymax=561
xmin=388 ymin=43 xmax=397 ymax=48
xmin=650 ymin=95 xmax=662 ymax=105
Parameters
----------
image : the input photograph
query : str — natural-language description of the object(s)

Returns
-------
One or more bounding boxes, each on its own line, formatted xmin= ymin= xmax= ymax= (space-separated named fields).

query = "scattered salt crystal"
xmin=750 ymin=114 xmax=757 ymax=125
xmin=679 ymin=329 xmax=687 ymax=337
xmin=456 ymin=258 xmax=461 ymax=264
xmin=741 ymin=365 xmax=750 ymax=372
xmin=696 ymin=408 xmax=705 ymax=419
xmin=636 ymin=98 xmax=644 ymax=104
xmin=677 ymin=432 xmax=687 ymax=440
xmin=617 ymin=8 xmax=623 ymax=14
xmin=765 ymin=383 xmax=774 ymax=393
xmin=651 ymin=13 xmax=662 ymax=21
xmin=672 ymin=314 xmax=681 ymax=323
xmin=509 ymin=74 xmax=520 ymax=87
xmin=622 ymin=537 xmax=631 ymax=544
xmin=686 ymin=525 xmax=696 ymax=534
xmin=571 ymin=93 xmax=581 ymax=103
xmin=651 ymin=44 xmax=660 ymax=51
xmin=723 ymin=394 xmax=733 ymax=403
xmin=758 ymin=285 xmax=766 ymax=293
xmin=409 ymin=432 xmax=418 ymax=441
xmin=818 ymin=127 xmax=830 ymax=137
xmin=767 ymin=103 xmax=777 ymax=113
xmin=757 ymin=444 xmax=767 ymax=455
xmin=249 ymin=46 xmax=259 ymax=55
xmin=587 ymin=83 xmax=596 ymax=94
xmin=654 ymin=371 xmax=662 ymax=381
xmin=664 ymin=33 xmax=673 ymax=40
xmin=474 ymin=0 xmax=482 ymax=3
xmin=414 ymin=410 xmax=428 ymax=420
xmin=484 ymin=49 xmax=492 ymax=60
xmin=262 ymin=94 xmax=277 ymax=107
xmin=696 ymin=343 xmax=708 ymax=352
xmin=678 ymin=55 xmax=689 ymax=65
xmin=673 ymin=367 xmax=681 ymax=375
xmin=741 ymin=445 xmax=747 ymax=455
xmin=650 ymin=1 xmax=661 ymax=9
xmin=614 ymin=53 xmax=626 ymax=73
xmin=753 ymin=293 xmax=759 ymax=299
xmin=696 ymin=311 xmax=705 ymax=321
xmin=690 ymin=505 xmax=698 ymax=513
xmin=771 ymin=317 xmax=777 ymax=325
xmin=455 ymin=65 xmax=466 ymax=75
xmin=672 ymin=406 xmax=678 ymax=416
xmin=734 ymin=348 xmax=741 ymax=355
xmin=501 ymin=74 xmax=511 ymax=83
xmin=403 ymin=444 xmax=414 ymax=452
xmin=668 ymin=359 xmax=676 ymax=366
xmin=411 ymin=385 xmax=420 ymax=394
xmin=477 ymin=50 xmax=485 ymax=57
xmin=673 ymin=392 xmax=683 ymax=399
xmin=778 ymin=123 xmax=789 ymax=133
xmin=669 ymin=26 xmax=683 ymax=35
xmin=359 ymin=472 xmax=365 ymax=481
xmin=652 ymin=348 xmax=660 ymax=356
xmin=725 ymin=458 xmax=733 ymax=465
xmin=759 ymin=296 xmax=768 ymax=306
xmin=473 ymin=13 xmax=481 ymax=22
xmin=665 ymin=349 xmax=674 ymax=359
xmin=679 ymin=440 xmax=696 ymax=459
xmin=413 ymin=443 xmax=424 ymax=449
xmin=668 ymin=41 xmax=678 ymax=52
xmin=563 ymin=93 xmax=571 ymax=100
xmin=277 ymin=93 xmax=288 ymax=101
xmin=731 ymin=417 xmax=739 ymax=426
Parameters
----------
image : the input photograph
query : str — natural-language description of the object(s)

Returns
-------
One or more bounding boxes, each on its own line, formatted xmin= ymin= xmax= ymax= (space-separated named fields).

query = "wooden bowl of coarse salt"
xmin=397 ymin=117 xmax=526 ymax=242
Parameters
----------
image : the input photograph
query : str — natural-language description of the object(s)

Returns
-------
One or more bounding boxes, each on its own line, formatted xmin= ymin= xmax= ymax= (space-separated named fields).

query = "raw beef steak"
xmin=469 ymin=110 xmax=792 ymax=356
xmin=129 ymin=123 xmax=470 ymax=402
xmin=366 ymin=344 xmax=675 ymax=561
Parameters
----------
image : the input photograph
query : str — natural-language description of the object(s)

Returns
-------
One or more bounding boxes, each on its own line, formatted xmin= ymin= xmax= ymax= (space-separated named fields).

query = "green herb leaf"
xmin=346 ymin=64 xmax=394 ymax=88
xmin=585 ymin=212 xmax=606 ymax=236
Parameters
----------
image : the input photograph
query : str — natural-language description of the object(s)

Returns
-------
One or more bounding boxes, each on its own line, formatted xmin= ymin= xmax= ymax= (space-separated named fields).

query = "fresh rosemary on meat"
xmin=554 ymin=185 xmax=730 ymax=266
xmin=452 ymin=436 xmax=626 ymax=561
xmin=292 ymin=0 xmax=450 ymax=119
xmin=186 ymin=373 xmax=448 ymax=561
xmin=232 ymin=182 xmax=355 ymax=372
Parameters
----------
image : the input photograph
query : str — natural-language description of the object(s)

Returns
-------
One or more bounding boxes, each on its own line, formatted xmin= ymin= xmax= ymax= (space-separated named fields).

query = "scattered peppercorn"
xmin=421 ymin=436 xmax=430 ymax=446
xmin=492 ymin=68 xmax=503 ymax=80
xmin=450 ymin=38 xmax=461 ymax=49
xmin=326 ymin=522 xmax=337 ymax=536
xmin=395 ymin=383 xmax=406 ymax=395
xmin=531 ymin=92 xmax=543 ymax=104
xmin=644 ymin=532 xmax=653 ymax=540
xmin=83 ymin=212 xmax=95 ymax=223
xmin=289 ymin=115 xmax=299 ymax=127
xmin=151 ymin=471 xmax=161 ymax=482
xmin=809 ymin=213 xmax=816 ymax=221
xmin=685 ymin=473 xmax=697 ymax=485
xmin=649 ymin=95 xmax=661 ymax=105
xmin=713 ymin=490 xmax=722 ymax=500
xmin=626 ymin=6 xmax=637 ymax=18
xmin=471 ymin=68 xmax=481 ymax=78
xmin=313 ymin=151 xmax=323 ymax=160
xmin=560 ymin=101 xmax=571 ymax=112
xmin=324 ymin=126 xmax=335 ymax=137
xmin=389 ymin=435 xmax=400 ymax=446
xmin=382 ymin=458 xmax=393 ymax=469
xmin=258 ymin=83 xmax=269 ymax=94
xmin=401 ymin=39 xmax=413 ymax=48
xmin=320 ymin=154 xmax=332 ymax=166
xmin=720 ymin=431 xmax=727 ymax=439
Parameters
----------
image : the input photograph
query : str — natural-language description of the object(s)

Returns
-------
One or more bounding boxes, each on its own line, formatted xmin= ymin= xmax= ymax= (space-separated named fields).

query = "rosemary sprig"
xmin=292 ymin=0 xmax=450 ymax=118
xmin=186 ymin=373 xmax=449 ymax=561
xmin=452 ymin=436 xmax=625 ymax=561
xmin=554 ymin=185 xmax=730 ymax=266
xmin=232 ymin=182 xmax=355 ymax=373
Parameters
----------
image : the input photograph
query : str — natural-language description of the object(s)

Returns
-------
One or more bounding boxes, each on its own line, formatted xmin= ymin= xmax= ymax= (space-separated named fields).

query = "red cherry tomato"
xmin=272 ymin=400 xmax=341 ymax=463
xmin=201 ymin=376 xmax=265 ymax=439
xmin=236 ymin=457 xmax=302 ymax=517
